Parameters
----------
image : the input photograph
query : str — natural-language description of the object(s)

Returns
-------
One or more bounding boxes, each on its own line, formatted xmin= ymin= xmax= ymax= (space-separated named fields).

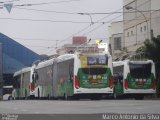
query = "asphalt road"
xmin=0 ymin=100 xmax=160 ymax=120
xmin=0 ymin=100 xmax=160 ymax=114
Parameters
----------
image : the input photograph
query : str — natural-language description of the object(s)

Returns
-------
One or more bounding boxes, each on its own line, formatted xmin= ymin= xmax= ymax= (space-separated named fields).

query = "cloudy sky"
xmin=0 ymin=0 xmax=123 ymax=55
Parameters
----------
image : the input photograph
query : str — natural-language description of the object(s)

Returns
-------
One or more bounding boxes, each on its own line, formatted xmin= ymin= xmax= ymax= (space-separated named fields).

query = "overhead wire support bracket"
xmin=78 ymin=13 xmax=94 ymax=25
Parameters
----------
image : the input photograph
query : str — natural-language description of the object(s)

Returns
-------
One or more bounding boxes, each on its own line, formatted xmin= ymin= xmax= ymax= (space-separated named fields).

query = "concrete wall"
xmin=108 ymin=21 xmax=124 ymax=60
xmin=109 ymin=21 xmax=123 ymax=35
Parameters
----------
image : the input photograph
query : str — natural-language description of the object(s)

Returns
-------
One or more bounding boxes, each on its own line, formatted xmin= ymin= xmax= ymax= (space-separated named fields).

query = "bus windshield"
xmin=129 ymin=63 xmax=152 ymax=79
xmin=81 ymin=68 xmax=107 ymax=75
xmin=87 ymin=55 xmax=108 ymax=65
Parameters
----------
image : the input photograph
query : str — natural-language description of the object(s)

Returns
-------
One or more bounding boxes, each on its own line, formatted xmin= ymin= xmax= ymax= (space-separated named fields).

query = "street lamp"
xmin=78 ymin=13 xmax=94 ymax=25
xmin=125 ymin=5 xmax=149 ymax=40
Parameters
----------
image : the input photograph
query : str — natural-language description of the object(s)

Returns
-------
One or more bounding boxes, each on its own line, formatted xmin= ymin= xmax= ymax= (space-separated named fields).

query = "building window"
xmin=144 ymin=26 xmax=146 ymax=31
xmin=140 ymin=27 xmax=143 ymax=32
xmin=114 ymin=37 xmax=121 ymax=50
xmin=131 ymin=30 xmax=133 ymax=36
xmin=127 ymin=32 xmax=129 ymax=37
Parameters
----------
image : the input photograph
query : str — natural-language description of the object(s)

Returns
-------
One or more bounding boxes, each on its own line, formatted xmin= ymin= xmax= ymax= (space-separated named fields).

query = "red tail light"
xmin=124 ymin=80 xmax=128 ymax=90
xmin=109 ymin=76 xmax=113 ymax=89
xmin=30 ymin=83 xmax=35 ymax=91
xmin=75 ymin=76 xmax=80 ymax=89
xmin=152 ymin=80 xmax=156 ymax=90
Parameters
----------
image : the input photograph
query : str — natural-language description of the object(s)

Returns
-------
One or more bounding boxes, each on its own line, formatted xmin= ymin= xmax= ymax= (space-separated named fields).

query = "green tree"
xmin=142 ymin=35 xmax=160 ymax=97
xmin=144 ymin=35 xmax=160 ymax=62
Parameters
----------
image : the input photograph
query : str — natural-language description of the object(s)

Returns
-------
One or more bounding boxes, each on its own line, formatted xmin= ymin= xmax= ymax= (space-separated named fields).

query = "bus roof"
xmin=113 ymin=60 xmax=154 ymax=67
xmin=13 ymin=67 xmax=31 ymax=77
xmin=35 ymin=58 xmax=55 ymax=69
xmin=113 ymin=61 xmax=126 ymax=67
xmin=56 ymin=54 xmax=75 ymax=62
xmin=129 ymin=60 xmax=154 ymax=64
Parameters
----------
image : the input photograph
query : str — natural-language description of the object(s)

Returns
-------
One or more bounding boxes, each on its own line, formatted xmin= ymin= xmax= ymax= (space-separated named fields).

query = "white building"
xmin=150 ymin=0 xmax=160 ymax=37
xmin=108 ymin=21 xmax=124 ymax=60
xmin=56 ymin=36 xmax=100 ymax=55
xmin=123 ymin=0 xmax=160 ymax=52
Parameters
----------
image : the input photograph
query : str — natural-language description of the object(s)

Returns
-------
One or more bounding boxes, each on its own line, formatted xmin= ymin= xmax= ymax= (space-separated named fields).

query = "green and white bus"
xmin=31 ymin=51 xmax=113 ymax=100
xmin=13 ymin=67 xmax=32 ymax=99
xmin=113 ymin=60 xmax=156 ymax=100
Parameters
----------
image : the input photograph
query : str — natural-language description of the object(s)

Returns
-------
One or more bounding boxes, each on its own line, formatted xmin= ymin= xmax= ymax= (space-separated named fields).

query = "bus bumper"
xmin=124 ymin=89 xmax=156 ymax=94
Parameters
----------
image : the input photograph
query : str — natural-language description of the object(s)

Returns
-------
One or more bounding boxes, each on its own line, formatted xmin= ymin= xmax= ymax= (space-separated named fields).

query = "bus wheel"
xmin=8 ymin=96 xmax=14 ymax=100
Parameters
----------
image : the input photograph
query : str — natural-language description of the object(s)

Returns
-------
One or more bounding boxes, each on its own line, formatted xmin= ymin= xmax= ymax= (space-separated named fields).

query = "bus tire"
xmin=8 ymin=96 xmax=14 ymax=100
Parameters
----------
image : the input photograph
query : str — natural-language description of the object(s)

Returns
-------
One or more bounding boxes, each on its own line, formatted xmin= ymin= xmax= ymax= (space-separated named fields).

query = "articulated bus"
xmin=113 ymin=60 xmax=156 ymax=100
xmin=30 ymin=51 xmax=113 ymax=100
xmin=13 ymin=67 xmax=32 ymax=99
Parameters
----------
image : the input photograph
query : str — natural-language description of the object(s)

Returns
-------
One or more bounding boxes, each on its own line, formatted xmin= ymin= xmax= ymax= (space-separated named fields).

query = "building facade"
xmin=108 ymin=21 xmax=124 ymax=60
xmin=123 ymin=0 xmax=160 ymax=53
xmin=109 ymin=0 xmax=160 ymax=60
xmin=150 ymin=0 xmax=160 ymax=37
xmin=0 ymin=33 xmax=43 ymax=86
xmin=56 ymin=36 xmax=99 ymax=55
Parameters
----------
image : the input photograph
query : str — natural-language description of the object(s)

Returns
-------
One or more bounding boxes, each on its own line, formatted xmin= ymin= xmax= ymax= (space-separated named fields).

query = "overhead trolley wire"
xmin=14 ymin=0 xmax=81 ymax=6
xmin=42 ymin=8 xmax=123 ymax=54
xmin=43 ymin=0 xmax=152 ymax=54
